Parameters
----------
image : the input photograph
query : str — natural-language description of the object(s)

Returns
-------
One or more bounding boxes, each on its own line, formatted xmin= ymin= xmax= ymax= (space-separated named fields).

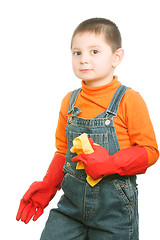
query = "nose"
xmin=80 ymin=53 xmax=89 ymax=64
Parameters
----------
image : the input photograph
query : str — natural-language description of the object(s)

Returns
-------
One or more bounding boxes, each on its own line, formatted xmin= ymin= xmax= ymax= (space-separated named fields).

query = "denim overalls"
xmin=40 ymin=85 xmax=139 ymax=240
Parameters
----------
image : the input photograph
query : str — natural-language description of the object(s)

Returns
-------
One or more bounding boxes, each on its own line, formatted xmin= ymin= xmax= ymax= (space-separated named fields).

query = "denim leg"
xmin=78 ymin=177 xmax=138 ymax=240
xmin=88 ymin=227 xmax=139 ymax=240
xmin=40 ymin=209 xmax=88 ymax=240
xmin=88 ymin=228 xmax=115 ymax=240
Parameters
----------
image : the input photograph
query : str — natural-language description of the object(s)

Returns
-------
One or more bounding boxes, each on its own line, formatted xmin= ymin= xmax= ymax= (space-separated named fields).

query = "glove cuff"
xmin=112 ymin=146 xmax=148 ymax=176
xmin=43 ymin=154 xmax=65 ymax=190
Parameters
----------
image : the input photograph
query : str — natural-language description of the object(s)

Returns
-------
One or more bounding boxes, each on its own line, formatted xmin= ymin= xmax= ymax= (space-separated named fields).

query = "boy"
xmin=16 ymin=18 xmax=159 ymax=240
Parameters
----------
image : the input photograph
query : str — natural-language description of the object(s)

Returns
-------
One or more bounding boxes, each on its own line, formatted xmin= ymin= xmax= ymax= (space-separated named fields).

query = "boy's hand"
xmin=72 ymin=144 xmax=111 ymax=180
xmin=72 ymin=139 xmax=148 ymax=178
xmin=16 ymin=181 xmax=57 ymax=224
xmin=16 ymin=154 xmax=65 ymax=224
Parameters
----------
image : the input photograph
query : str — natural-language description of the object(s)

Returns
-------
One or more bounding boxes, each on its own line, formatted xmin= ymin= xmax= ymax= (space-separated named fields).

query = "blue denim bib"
xmin=64 ymin=85 xmax=128 ymax=179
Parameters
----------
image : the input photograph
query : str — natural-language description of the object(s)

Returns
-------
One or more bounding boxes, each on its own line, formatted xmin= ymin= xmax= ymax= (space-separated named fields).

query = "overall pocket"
xmin=113 ymin=177 xmax=134 ymax=205
xmin=68 ymin=131 xmax=109 ymax=150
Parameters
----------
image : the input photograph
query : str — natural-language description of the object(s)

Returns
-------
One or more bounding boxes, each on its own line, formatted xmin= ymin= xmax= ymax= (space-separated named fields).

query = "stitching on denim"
xmin=83 ymin=184 xmax=87 ymax=223
xmin=107 ymin=85 xmax=128 ymax=115
xmin=135 ymin=187 xmax=139 ymax=237
xmin=109 ymin=122 xmax=121 ymax=152
xmin=83 ymin=184 xmax=100 ymax=224
xmin=68 ymin=88 xmax=82 ymax=113
xmin=113 ymin=179 xmax=130 ymax=205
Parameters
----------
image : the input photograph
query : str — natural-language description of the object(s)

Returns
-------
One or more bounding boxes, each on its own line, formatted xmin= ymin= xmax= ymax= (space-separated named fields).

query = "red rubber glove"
xmin=16 ymin=154 xmax=65 ymax=224
xmin=72 ymin=141 xmax=148 ymax=180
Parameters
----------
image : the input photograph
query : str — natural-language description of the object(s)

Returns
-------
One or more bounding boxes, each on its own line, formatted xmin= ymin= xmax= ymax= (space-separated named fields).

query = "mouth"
xmin=80 ymin=69 xmax=92 ymax=73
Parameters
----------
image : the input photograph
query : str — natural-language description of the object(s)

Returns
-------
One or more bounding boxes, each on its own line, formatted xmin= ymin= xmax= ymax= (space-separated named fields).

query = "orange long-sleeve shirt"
xmin=55 ymin=76 xmax=159 ymax=167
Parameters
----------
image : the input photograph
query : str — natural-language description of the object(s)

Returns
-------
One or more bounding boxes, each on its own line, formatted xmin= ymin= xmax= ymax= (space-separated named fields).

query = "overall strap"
xmin=107 ymin=85 xmax=128 ymax=117
xmin=67 ymin=88 xmax=82 ymax=115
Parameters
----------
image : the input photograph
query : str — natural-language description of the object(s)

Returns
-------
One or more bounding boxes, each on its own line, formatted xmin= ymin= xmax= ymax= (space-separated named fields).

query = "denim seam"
xmin=83 ymin=184 xmax=87 ymax=223
xmin=113 ymin=179 xmax=131 ymax=205
xmin=110 ymin=125 xmax=121 ymax=152
xmin=68 ymin=88 xmax=82 ymax=113
xmin=107 ymin=85 xmax=128 ymax=115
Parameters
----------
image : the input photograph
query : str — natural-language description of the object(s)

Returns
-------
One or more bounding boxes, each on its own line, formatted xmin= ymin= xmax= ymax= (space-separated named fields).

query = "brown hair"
xmin=71 ymin=18 xmax=122 ymax=53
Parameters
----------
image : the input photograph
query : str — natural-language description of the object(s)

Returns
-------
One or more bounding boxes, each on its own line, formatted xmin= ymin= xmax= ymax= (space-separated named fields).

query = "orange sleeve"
xmin=123 ymin=89 xmax=159 ymax=167
xmin=55 ymin=91 xmax=72 ymax=157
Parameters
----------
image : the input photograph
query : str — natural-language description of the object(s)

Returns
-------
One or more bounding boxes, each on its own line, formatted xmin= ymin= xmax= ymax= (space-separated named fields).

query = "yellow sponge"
xmin=70 ymin=133 xmax=102 ymax=187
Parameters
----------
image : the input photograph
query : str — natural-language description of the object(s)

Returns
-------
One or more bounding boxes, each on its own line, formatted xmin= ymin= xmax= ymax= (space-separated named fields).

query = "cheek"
xmin=97 ymin=57 xmax=113 ymax=70
xmin=94 ymin=60 xmax=108 ymax=72
xmin=72 ymin=59 xmax=81 ymax=78
xmin=72 ymin=59 xmax=78 ymax=72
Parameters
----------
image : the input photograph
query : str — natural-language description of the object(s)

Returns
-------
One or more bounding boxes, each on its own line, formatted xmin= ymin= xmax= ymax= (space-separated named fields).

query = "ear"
xmin=112 ymin=48 xmax=124 ymax=68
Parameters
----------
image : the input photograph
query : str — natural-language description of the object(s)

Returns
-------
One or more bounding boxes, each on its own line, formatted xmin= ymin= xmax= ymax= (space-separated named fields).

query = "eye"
xmin=73 ymin=51 xmax=81 ymax=56
xmin=91 ymin=49 xmax=99 ymax=55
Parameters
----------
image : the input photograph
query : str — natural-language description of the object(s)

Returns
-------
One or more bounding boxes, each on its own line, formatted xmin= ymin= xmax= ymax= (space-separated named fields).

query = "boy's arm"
xmin=73 ymin=144 xmax=148 ymax=179
xmin=16 ymin=154 xmax=65 ymax=223
xmin=55 ymin=91 xmax=72 ymax=156
xmin=16 ymin=93 xmax=71 ymax=223
xmin=124 ymin=89 xmax=159 ymax=167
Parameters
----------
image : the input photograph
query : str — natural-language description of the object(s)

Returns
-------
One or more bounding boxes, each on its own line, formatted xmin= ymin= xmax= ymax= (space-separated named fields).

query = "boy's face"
xmin=71 ymin=32 xmax=120 ymax=87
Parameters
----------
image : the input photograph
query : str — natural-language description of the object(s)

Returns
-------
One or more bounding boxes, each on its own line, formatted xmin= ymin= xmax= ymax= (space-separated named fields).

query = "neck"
xmin=84 ymin=76 xmax=114 ymax=87
xmin=81 ymin=76 xmax=119 ymax=95
xmin=84 ymin=72 xmax=114 ymax=87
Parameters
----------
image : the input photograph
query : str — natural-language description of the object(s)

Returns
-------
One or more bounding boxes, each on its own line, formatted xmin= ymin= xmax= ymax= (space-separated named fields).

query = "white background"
xmin=0 ymin=0 xmax=160 ymax=239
